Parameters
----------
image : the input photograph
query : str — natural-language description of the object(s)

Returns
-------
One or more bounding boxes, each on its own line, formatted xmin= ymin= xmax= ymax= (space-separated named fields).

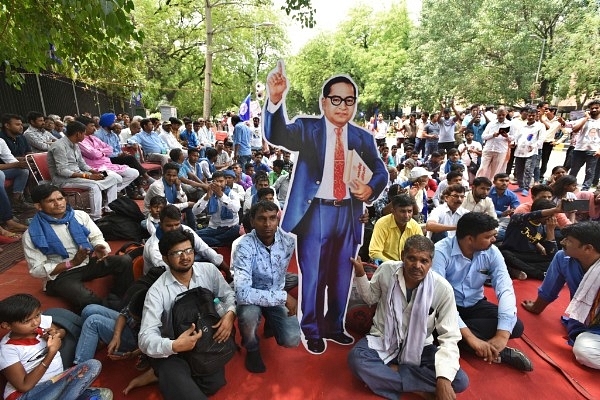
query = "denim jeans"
xmin=18 ymin=359 xmax=102 ymax=400
xmin=514 ymin=155 xmax=537 ymax=190
xmin=74 ymin=304 xmax=137 ymax=364
xmin=570 ymin=150 xmax=599 ymax=190
xmin=237 ymin=304 xmax=301 ymax=352
xmin=348 ymin=338 xmax=469 ymax=399
xmin=197 ymin=225 xmax=240 ymax=247
xmin=0 ymin=167 xmax=29 ymax=193
xmin=424 ymin=141 xmax=438 ymax=159
xmin=414 ymin=138 xmax=426 ymax=158
xmin=237 ymin=155 xmax=252 ymax=169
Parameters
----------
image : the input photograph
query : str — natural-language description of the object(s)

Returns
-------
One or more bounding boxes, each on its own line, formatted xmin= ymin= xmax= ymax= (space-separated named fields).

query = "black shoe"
xmin=499 ymin=347 xmax=533 ymax=371
xmin=245 ymin=350 xmax=266 ymax=373
xmin=324 ymin=332 xmax=354 ymax=345
xmin=306 ymin=338 xmax=326 ymax=354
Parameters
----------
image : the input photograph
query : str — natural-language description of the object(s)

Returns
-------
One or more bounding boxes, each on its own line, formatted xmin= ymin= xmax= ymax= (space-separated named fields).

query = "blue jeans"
xmin=514 ymin=156 xmax=537 ymax=190
xmin=237 ymin=304 xmax=301 ymax=352
xmin=18 ymin=359 xmax=102 ymax=400
xmin=570 ymin=150 xmax=599 ymax=190
xmin=237 ymin=155 xmax=252 ymax=169
xmin=424 ymin=141 xmax=438 ymax=159
xmin=197 ymin=225 xmax=240 ymax=247
xmin=74 ymin=304 xmax=137 ymax=364
xmin=0 ymin=167 xmax=29 ymax=193
xmin=348 ymin=338 xmax=469 ymax=400
xmin=414 ymin=138 xmax=426 ymax=158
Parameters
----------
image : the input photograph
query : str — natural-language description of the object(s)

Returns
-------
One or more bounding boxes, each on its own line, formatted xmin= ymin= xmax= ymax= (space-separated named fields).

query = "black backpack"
xmin=171 ymin=286 xmax=236 ymax=376
xmin=96 ymin=197 xmax=149 ymax=242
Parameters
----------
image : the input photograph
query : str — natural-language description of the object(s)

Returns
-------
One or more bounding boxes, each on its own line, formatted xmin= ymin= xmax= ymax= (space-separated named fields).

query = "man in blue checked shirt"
xmin=432 ymin=212 xmax=533 ymax=372
xmin=232 ymin=201 xmax=301 ymax=373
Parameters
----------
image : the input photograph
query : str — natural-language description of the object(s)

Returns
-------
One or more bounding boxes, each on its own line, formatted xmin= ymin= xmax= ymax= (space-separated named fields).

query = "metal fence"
xmin=0 ymin=71 xmax=129 ymax=118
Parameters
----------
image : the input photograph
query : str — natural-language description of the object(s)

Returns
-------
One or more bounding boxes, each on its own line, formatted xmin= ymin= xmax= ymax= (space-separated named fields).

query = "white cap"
xmin=410 ymin=167 xmax=432 ymax=180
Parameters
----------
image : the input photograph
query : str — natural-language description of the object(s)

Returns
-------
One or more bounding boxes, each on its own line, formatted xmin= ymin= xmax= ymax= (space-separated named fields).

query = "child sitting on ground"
xmin=0 ymin=293 xmax=111 ymax=400
xmin=142 ymin=195 xmax=167 ymax=236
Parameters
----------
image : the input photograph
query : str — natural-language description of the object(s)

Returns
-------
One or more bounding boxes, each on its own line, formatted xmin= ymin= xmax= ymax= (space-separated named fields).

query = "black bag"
xmin=171 ymin=286 xmax=236 ymax=376
xmin=96 ymin=197 xmax=149 ymax=242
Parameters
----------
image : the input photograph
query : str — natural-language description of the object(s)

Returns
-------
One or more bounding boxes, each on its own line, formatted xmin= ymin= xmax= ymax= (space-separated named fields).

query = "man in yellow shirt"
xmin=369 ymin=194 xmax=423 ymax=263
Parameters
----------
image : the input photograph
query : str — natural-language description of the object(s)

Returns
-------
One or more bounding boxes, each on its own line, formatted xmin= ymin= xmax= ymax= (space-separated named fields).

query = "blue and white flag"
xmin=239 ymin=93 xmax=251 ymax=121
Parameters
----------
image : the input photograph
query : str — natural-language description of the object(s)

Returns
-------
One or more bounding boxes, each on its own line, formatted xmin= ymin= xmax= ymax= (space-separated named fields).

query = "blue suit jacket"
xmin=264 ymin=104 xmax=388 ymax=243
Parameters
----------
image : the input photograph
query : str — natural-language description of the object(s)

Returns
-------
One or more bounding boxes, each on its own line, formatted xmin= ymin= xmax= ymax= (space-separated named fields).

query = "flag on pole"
xmin=239 ymin=93 xmax=251 ymax=121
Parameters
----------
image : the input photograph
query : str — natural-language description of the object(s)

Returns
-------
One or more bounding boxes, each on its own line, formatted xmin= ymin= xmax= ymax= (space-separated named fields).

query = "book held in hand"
xmin=343 ymin=149 xmax=373 ymax=185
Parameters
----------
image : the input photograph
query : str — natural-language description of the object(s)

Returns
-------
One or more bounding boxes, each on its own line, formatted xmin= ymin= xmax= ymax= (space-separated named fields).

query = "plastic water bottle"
xmin=213 ymin=298 xmax=226 ymax=317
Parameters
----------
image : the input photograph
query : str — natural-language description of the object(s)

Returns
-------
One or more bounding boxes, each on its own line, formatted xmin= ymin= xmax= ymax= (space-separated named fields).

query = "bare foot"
xmin=0 ymin=226 xmax=21 ymax=239
xmin=5 ymin=219 xmax=28 ymax=233
xmin=123 ymin=368 xmax=158 ymax=395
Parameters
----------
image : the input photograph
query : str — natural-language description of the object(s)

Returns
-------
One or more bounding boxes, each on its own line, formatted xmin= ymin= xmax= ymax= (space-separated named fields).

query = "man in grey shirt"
xmin=48 ymin=121 xmax=120 ymax=220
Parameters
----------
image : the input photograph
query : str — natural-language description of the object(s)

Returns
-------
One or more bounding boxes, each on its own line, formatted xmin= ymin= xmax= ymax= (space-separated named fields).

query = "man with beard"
xmin=461 ymin=177 xmax=496 ymax=218
xmin=138 ymin=229 xmax=236 ymax=400
xmin=433 ymin=212 xmax=533 ymax=372
xmin=521 ymin=221 xmax=600 ymax=369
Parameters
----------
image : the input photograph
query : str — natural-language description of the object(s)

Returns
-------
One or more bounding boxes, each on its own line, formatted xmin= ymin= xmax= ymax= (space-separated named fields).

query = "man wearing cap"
xmin=426 ymin=184 xmax=470 ymax=243
xmin=264 ymin=62 xmax=388 ymax=354
xmin=127 ymin=118 xmax=170 ymax=166
xmin=401 ymin=166 xmax=432 ymax=223
xmin=160 ymin=118 xmax=187 ymax=157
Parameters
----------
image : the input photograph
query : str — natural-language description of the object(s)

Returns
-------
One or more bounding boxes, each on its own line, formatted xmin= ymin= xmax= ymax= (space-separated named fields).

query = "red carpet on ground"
xmin=2 ymin=251 xmax=599 ymax=399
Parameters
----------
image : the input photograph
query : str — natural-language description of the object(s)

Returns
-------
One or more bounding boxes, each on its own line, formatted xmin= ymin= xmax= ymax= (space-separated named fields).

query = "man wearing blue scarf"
xmin=23 ymin=184 xmax=134 ymax=311
xmin=192 ymin=171 xmax=241 ymax=247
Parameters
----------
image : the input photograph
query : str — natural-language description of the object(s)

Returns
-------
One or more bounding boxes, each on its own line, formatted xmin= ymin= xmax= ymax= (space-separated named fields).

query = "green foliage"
xmin=403 ymin=0 xmax=593 ymax=110
xmin=285 ymin=3 xmax=413 ymax=118
xmin=0 ymin=0 xmax=142 ymax=87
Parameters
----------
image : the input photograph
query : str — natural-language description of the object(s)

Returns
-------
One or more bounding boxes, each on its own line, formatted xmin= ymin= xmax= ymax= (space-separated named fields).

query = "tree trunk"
xmin=203 ymin=0 xmax=213 ymax=121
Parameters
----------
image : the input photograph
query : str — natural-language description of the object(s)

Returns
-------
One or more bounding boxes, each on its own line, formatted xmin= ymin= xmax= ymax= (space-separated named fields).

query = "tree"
xmin=0 ymin=0 xmax=142 ymax=87
xmin=285 ymin=3 xmax=413 ymax=119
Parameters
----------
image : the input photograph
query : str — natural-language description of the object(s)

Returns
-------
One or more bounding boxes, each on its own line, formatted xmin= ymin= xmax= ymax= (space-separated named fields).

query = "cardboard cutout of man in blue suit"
xmin=263 ymin=60 xmax=388 ymax=354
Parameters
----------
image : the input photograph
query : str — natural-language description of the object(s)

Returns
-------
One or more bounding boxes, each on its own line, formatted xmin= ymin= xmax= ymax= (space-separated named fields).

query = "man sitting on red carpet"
xmin=522 ymin=221 xmax=600 ymax=369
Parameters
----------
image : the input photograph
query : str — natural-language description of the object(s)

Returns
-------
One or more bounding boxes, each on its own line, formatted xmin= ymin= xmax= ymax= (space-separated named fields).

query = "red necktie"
xmin=333 ymin=127 xmax=346 ymax=200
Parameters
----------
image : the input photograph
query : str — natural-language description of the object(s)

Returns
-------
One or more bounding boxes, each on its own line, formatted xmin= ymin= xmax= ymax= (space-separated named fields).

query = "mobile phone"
xmin=101 ymin=171 xmax=108 ymax=177
xmin=498 ymin=127 xmax=510 ymax=135
xmin=112 ymin=351 xmax=127 ymax=357
xmin=561 ymin=199 xmax=589 ymax=212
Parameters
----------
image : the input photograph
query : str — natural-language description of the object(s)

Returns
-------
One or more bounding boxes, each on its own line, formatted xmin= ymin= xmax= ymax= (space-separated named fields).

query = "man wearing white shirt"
xmin=513 ymin=108 xmax=545 ymax=196
xmin=374 ymin=113 xmax=388 ymax=147
xmin=192 ymin=170 xmax=241 ymax=247
xmin=476 ymin=107 xmax=514 ymax=180
xmin=425 ymin=184 xmax=470 ymax=243
xmin=539 ymin=106 xmax=562 ymax=179
xmin=569 ymin=100 xmax=600 ymax=190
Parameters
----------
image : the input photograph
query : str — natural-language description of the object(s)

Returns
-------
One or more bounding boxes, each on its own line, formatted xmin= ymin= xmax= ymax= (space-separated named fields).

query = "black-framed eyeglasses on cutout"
xmin=326 ymin=96 xmax=356 ymax=107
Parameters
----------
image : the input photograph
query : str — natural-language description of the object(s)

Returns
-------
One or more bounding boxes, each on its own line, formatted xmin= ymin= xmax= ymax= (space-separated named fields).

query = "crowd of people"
xmin=0 ymin=96 xmax=599 ymax=400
